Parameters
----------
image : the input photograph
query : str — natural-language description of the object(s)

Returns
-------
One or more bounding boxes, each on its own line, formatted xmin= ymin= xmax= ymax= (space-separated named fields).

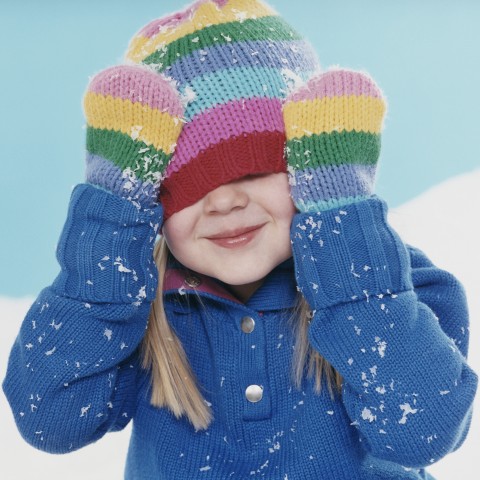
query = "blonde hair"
xmin=141 ymin=237 xmax=342 ymax=430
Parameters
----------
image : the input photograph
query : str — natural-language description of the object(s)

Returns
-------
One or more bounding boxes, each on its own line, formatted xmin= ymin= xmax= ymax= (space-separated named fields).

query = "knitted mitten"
xmin=282 ymin=69 xmax=387 ymax=212
xmin=83 ymin=65 xmax=184 ymax=210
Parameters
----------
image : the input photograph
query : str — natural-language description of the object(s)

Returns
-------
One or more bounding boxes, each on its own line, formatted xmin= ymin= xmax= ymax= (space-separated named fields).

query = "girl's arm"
xmin=291 ymin=199 xmax=477 ymax=467
xmin=283 ymin=68 xmax=477 ymax=467
xmin=3 ymin=63 xmax=183 ymax=454
xmin=3 ymin=184 xmax=161 ymax=453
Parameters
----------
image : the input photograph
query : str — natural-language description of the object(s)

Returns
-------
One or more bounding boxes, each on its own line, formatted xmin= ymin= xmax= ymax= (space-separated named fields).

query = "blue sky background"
xmin=1 ymin=0 xmax=479 ymax=297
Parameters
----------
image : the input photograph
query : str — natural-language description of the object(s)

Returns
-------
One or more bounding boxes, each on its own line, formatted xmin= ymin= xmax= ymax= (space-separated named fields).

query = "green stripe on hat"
xmin=286 ymin=131 xmax=381 ymax=170
xmin=143 ymin=16 xmax=303 ymax=72
xmin=86 ymin=127 xmax=172 ymax=181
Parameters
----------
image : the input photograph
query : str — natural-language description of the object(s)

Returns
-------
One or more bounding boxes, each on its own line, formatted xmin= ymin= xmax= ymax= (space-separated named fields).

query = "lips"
xmin=204 ymin=224 xmax=266 ymax=249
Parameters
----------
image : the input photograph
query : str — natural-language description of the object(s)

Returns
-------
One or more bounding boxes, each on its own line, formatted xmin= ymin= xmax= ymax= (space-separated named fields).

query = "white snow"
xmin=0 ymin=170 xmax=479 ymax=479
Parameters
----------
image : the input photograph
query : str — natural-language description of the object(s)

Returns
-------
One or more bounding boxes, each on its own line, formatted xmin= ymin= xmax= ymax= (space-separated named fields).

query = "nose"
xmin=203 ymin=181 xmax=249 ymax=215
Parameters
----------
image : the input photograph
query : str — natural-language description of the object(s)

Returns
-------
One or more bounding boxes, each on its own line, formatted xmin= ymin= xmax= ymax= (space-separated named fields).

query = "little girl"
xmin=3 ymin=1 xmax=477 ymax=479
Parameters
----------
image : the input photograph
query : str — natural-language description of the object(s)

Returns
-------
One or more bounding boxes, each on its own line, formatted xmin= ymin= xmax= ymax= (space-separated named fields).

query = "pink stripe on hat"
xmin=135 ymin=0 xmax=221 ymax=39
xmin=166 ymin=97 xmax=284 ymax=176
xmin=160 ymin=129 xmax=286 ymax=218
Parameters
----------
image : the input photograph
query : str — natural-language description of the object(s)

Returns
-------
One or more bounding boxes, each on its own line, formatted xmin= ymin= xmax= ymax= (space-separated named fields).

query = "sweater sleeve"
xmin=2 ymin=184 xmax=161 ymax=454
xmin=290 ymin=197 xmax=478 ymax=468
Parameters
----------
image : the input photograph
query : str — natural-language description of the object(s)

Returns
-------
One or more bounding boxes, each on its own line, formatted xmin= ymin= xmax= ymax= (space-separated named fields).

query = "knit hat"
xmin=121 ymin=0 xmax=320 ymax=218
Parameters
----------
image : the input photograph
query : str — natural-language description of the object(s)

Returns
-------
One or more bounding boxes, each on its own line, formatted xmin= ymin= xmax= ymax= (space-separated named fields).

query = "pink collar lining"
xmin=163 ymin=268 xmax=242 ymax=304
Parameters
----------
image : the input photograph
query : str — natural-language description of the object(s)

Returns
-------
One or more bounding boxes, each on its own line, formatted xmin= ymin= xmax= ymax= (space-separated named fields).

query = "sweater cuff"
xmin=290 ymin=196 xmax=413 ymax=310
xmin=52 ymin=183 xmax=162 ymax=304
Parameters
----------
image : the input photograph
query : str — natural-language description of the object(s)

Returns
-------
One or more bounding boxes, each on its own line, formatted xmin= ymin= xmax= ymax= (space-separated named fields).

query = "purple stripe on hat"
xmin=167 ymin=40 xmax=320 ymax=87
xmin=288 ymin=69 xmax=383 ymax=102
xmin=88 ymin=65 xmax=183 ymax=117
xmin=86 ymin=153 xmax=158 ymax=207
xmin=166 ymin=97 xmax=284 ymax=176
xmin=291 ymin=164 xmax=376 ymax=203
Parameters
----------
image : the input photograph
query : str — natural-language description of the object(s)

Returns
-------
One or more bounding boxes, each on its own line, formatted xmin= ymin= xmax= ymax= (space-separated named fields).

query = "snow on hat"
xmin=86 ymin=0 xmax=321 ymax=219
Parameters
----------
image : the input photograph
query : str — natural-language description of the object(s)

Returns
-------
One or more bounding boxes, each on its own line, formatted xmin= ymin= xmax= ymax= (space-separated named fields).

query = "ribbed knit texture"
xmin=3 ymin=187 xmax=477 ymax=479
xmin=52 ymin=183 xmax=162 ymax=303
xmin=283 ymin=69 xmax=386 ymax=212
xmin=124 ymin=0 xmax=320 ymax=218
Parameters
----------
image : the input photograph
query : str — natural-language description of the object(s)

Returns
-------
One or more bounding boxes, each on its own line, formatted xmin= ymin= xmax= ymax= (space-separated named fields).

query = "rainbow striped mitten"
xmin=282 ymin=69 xmax=387 ymax=212
xmin=83 ymin=65 xmax=184 ymax=209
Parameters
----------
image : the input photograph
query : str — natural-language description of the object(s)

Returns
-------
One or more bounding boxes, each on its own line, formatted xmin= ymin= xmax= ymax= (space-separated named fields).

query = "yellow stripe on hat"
xmin=84 ymin=92 xmax=183 ymax=154
xmin=283 ymin=95 xmax=386 ymax=140
xmin=126 ymin=0 xmax=276 ymax=63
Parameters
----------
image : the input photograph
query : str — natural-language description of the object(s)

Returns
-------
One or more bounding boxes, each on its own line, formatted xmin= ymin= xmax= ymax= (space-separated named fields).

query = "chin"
xmin=221 ymin=275 xmax=264 ymax=287
xmin=210 ymin=257 xmax=285 ymax=287
xmin=210 ymin=270 xmax=262 ymax=287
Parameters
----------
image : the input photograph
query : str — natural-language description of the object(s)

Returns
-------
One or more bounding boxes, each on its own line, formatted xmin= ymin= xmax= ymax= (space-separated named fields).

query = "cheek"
xmin=267 ymin=193 xmax=296 ymax=254
xmin=268 ymin=174 xmax=297 ymax=218
xmin=276 ymin=188 xmax=297 ymax=224
xmin=275 ymin=197 xmax=296 ymax=255
xmin=162 ymin=216 xmax=191 ymax=259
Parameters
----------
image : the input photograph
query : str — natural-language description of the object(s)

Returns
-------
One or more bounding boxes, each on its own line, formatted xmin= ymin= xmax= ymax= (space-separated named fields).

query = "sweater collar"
xmin=163 ymin=257 xmax=298 ymax=311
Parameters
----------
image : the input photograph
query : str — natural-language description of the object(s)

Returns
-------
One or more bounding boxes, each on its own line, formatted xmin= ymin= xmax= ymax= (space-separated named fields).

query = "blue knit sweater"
xmin=3 ymin=184 xmax=478 ymax=479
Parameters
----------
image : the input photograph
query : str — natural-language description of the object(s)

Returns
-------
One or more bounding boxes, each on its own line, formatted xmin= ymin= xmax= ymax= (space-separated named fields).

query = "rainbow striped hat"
xmin=84 ymin=0 xmax=320 ymax=218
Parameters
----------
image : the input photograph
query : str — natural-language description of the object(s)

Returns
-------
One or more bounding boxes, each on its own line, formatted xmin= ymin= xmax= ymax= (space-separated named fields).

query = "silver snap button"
xmin=184 ymin=274 xmax=201 ymax=288
xmin=240 ymin=316 xmax=255 ymax=333
xmin=245 ymin=384 xmax=263 ymax=403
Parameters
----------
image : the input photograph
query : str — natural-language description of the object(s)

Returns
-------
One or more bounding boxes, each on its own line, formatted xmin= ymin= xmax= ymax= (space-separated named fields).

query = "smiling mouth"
xmin=205 ymin=224 xmax=266 ymax=249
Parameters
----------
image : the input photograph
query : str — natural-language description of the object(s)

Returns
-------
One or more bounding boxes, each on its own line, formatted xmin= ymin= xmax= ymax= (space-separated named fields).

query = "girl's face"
xmin=162 ymin=173 xmax=296 ymax=300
